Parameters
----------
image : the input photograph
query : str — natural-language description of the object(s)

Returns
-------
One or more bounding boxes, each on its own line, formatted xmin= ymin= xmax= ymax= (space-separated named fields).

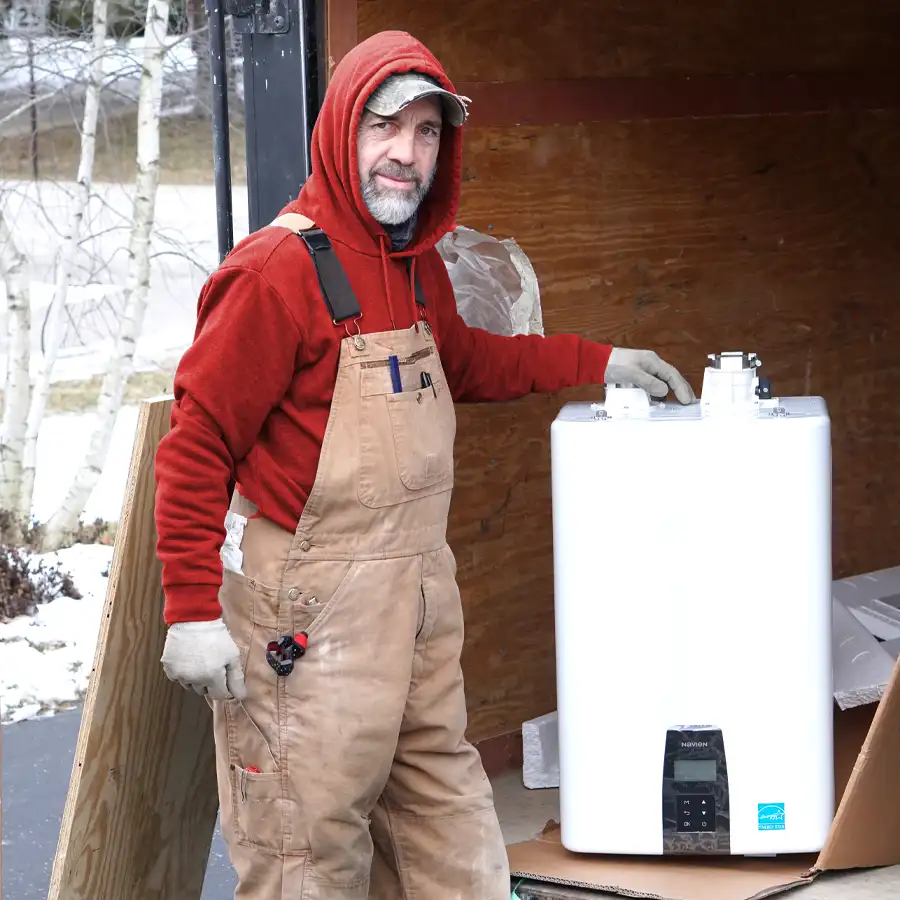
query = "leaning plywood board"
xmin=47 ymin=397 xmax=219 ymax=900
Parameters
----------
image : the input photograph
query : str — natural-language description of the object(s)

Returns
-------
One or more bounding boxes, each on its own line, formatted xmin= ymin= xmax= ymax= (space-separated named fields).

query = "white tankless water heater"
xmin=551 ymin=351 xmax=834 ymax=857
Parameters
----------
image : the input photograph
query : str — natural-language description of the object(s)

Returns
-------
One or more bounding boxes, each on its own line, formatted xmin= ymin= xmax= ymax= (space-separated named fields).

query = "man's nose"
xmin=387 ymin=128 xmax=416 ymax=166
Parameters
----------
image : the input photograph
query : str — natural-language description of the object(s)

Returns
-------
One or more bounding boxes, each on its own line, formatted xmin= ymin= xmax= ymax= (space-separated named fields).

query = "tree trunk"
xmin=0 ymin=204 xmax=32 ymax=540
xmin=18 ymin=0 xmax=109 ymax=521
xmin=187 ymin=0 xmax=211 ymax=116
xmin=41 ymin=0 xmax=170 ymax=552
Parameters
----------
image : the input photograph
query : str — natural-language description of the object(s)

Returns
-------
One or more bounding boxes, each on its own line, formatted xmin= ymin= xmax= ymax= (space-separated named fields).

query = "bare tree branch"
xmin=18 ymin=0 xmax=109 ymax=518
xmin=42 ymin=0 xmax=172 ymax=550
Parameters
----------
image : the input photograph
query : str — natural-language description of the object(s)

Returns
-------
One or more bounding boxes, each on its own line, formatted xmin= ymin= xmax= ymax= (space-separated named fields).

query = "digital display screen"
xmin=674 ymin=759 xmax=717 ymax=782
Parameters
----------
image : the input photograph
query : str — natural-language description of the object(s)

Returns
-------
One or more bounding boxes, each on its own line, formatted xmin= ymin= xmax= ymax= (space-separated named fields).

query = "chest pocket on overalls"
xmin=358 ymin=349 xmax=456 ymax=509
xmin=291 ymin=224 xmax=456 ymax=508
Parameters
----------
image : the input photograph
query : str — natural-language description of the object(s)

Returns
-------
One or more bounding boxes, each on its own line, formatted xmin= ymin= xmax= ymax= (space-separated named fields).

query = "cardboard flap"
xmin=818 ymin=656 xmax=900 ymax=870
xmin=507 ymin=826 xmax=817 ymax=900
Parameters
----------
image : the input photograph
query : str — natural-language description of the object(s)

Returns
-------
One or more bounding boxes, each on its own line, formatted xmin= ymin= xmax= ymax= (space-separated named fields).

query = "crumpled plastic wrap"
xmin=436 ymin=225 xmax=544 ymax=337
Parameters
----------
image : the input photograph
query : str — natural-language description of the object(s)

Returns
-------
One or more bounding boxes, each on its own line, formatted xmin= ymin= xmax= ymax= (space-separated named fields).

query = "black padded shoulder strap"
xmin=407 ymin=258 xmax=427 ymax=310
xmin=298 ymin=228 xmax=361 ymax=323
xmin=295 ymin=226 xmax=428 ymax=322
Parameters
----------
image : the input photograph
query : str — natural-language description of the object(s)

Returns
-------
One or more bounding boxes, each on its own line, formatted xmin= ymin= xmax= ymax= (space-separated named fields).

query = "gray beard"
xmin=361 ymin=163 xmax=436 ymax=228
xmin=362 ymin=181 xmax=423 ymax=225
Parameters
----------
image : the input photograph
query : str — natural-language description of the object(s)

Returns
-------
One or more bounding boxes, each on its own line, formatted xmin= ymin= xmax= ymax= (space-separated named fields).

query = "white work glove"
xmin=605 ymin=348 xmax=695 ymax=404
xmin=161 ymin=618 xmax=247 ymax=700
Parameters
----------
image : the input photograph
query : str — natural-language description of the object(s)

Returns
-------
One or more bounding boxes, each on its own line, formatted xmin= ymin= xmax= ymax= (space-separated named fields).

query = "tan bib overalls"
xmin=208 ymin=216 xmax=511 ymax=898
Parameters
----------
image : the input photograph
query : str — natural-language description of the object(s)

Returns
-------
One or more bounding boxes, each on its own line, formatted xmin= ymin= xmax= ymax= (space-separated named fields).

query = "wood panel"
xmin=326 ymin=0 xmax=358 ymax=81
xmin=452 ymin=110 xmax=900 ymax=741
xmin=351 ymin=0 xmax=900 ymax=745
xmin=455 ymin=75 xmax=900 ymax=126
xmin=358 ymin=0 xmax=900 ymax=81
xmin=48 ymin=398 xmax=219 ymax=900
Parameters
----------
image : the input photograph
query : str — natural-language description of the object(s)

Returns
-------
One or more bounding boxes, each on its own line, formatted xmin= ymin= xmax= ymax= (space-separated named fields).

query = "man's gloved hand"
xmin=605 ymin=348 xmax=695 ymax=405
xmin=161 ymin=618 xmax=247 ymax=700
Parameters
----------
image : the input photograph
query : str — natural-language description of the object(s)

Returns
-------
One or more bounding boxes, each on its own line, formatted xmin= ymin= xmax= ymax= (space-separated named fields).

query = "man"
xmin=154 ymin=29 xmax=694 ymax=900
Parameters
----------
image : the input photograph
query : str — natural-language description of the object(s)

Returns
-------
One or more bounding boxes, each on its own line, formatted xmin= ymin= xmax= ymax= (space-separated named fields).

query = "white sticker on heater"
xmin=757 ymin=803 xmax=785 ymax=831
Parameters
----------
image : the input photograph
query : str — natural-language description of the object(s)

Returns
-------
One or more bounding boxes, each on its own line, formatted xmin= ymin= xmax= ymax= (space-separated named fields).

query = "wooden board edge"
xmin=46 ymin=397 xmax=173 ymax=899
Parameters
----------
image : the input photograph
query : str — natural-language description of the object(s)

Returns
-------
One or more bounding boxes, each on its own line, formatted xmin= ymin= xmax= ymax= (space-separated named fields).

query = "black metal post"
xmin=205 ymin=0 xmax=234 ymax=263
xmin=234 ymin=0 xmax=320 ymax=234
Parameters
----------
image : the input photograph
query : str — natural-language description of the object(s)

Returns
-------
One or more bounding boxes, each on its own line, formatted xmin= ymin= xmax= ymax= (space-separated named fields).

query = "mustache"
xmin=369 ymin=161 xmax=422 ymax=186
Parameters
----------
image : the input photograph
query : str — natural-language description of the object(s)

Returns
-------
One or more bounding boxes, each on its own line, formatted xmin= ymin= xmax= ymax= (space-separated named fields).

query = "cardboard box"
xmin=507 ymin=628 xmax=900 ymax=898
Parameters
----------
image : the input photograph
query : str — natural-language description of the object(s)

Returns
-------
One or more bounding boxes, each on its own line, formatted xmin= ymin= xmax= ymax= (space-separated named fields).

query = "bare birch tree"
xmin=0 ymin=205 xmax=32 ymax=541
xmin=40 ymin=0 xmax=171 ymax=551
xmin=186 ymin=0 xmax=210 ymax=115
xmin=17 ymin=0 xmax=108 ymax=521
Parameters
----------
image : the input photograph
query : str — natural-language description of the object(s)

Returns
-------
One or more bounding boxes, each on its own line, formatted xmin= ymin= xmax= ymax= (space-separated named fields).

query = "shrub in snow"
xmin=0 ymin=508 xmax=117 ymax=552
xmin=0 ymin=544 xmax=82 ymax=622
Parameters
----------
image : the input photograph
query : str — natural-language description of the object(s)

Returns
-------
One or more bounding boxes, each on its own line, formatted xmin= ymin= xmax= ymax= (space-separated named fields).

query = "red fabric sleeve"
xmin=154 ymin=266 xmax=303 ymax=624
xmin=431 ymin=271 xmax=612 ymax=402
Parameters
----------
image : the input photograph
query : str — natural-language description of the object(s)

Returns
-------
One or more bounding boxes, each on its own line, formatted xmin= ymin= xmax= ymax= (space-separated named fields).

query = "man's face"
xmin=357 ymin=96 xmax=442 ymax=226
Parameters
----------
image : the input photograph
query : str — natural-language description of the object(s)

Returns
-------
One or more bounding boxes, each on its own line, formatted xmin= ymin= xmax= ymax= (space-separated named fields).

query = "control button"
xmin=673 ymin=794 xmax=716 ymax=824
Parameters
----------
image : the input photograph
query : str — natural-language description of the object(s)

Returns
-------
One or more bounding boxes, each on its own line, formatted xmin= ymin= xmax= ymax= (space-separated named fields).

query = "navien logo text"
xmin=680 ymin=741 xmax=709 ymax=748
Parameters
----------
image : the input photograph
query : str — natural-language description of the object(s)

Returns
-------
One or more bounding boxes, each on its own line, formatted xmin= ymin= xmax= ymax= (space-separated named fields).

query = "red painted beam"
xmin=455 ymin=74 xmax=900 ymax=127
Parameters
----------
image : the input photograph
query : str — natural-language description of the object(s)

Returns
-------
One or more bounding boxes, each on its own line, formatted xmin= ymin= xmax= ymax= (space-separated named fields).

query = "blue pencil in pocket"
xmin=389 ymin=355 xmax=402 ymax=393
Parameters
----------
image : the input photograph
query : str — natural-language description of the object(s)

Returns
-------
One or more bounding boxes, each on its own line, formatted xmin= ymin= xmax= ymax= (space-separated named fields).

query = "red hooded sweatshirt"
xmin=154 ymin=31 xmax=612 ymax=624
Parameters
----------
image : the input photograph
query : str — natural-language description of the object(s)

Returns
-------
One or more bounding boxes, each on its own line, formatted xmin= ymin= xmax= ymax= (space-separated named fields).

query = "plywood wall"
xmin=355 ymin=0 xmax=900 ymax=742
xmin=359 ymin=0 xmax=900 ymax=78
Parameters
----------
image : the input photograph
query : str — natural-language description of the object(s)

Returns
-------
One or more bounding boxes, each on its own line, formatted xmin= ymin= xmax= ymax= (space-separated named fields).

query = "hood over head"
xmin=290 ymin=31 xmax=464 ymax=259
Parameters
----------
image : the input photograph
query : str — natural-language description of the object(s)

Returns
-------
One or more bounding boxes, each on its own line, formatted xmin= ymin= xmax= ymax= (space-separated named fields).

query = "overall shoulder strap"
xmin=267 ymin=214 xmax=361 ymax=323
xmin=406 ymin=258 xmax=428 ymax=310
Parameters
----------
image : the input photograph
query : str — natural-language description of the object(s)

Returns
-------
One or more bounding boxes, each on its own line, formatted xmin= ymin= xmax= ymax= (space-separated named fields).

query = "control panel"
xmin=662 ymin=726 xmax=731 ymax=854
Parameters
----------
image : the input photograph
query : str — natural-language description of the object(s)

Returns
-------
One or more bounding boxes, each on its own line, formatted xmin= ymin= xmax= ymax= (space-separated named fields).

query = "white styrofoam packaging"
xmin=832 ymin=566 xmax=900 ymax=641
xmin=523 ymin=711 xmax=561 ymax=789
xmin=551 ymin=352 xmax=834 ymax=858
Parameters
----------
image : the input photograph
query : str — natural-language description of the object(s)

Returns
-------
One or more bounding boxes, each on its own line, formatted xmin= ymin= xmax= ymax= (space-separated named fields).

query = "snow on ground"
xmin=0 ymin=542 xmax=114 ymax=724
xmin=0 ymin=405 xmax=145 ymax=724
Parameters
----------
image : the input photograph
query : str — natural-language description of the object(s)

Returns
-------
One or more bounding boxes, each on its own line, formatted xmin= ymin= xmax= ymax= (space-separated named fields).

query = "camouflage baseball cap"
xmin=365 ymin=73 xmax=470 ymax=127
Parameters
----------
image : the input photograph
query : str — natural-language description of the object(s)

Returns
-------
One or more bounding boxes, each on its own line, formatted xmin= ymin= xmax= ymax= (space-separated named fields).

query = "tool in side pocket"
xmin=420 ymin=370 xmax=436 ymax=397
xmin=266 ymin=632 xmax=308 ymax=676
